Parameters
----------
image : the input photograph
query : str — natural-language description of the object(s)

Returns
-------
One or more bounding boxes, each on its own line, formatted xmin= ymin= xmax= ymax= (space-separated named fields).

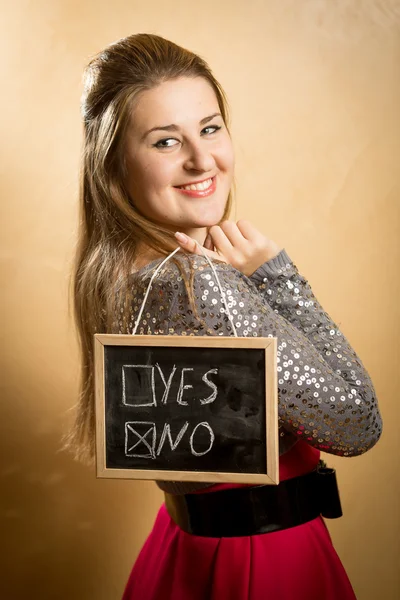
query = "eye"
xmin=153 ymin=124 xmax=222 ymax=149
xmin=202 ymin=125 xmax=222 ymax=135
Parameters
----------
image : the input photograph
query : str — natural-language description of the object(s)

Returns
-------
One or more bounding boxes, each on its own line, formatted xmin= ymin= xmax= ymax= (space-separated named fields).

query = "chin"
xmin=185 ymin=218 xmax=221 ymax=230
xmin=192 ymin=206 xmax=227 ymax=227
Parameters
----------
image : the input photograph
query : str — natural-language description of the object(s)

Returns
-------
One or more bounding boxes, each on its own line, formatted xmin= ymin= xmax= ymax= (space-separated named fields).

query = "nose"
xmin=182 ymin=140 xmax=215 ymax=172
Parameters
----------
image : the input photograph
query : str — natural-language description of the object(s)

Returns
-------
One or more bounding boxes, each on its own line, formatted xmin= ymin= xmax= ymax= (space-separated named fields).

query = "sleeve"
xmin=248 ymin=248 xmax=381 ymax=431
xmin=124 ymin=257 xmax=382 ymax=458
xmin=249 ymin=247 xmax=342 ymax=339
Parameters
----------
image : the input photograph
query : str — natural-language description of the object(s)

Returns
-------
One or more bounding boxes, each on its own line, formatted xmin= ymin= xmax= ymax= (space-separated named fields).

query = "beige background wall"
xmin=1 ymin=1 xmax=399 ymax=598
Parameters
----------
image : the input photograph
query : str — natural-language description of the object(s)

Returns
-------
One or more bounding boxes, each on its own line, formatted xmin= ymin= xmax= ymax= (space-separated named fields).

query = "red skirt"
xmin=122 ymin=441 xmax=356 ymax=600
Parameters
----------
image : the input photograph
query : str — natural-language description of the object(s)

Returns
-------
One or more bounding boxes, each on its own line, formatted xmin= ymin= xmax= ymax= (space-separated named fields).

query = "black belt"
xmin=164 ymin=461 xmax=343 ymax=538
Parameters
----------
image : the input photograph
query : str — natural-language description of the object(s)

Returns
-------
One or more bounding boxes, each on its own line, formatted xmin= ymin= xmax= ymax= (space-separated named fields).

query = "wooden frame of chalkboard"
xmin=94 ymin=334 xmax=279 ymax=485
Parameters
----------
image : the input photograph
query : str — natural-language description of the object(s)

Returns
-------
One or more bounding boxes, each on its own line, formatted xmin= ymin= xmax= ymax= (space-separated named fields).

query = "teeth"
xmin=179 ymin=178 xmax=213 ymax=191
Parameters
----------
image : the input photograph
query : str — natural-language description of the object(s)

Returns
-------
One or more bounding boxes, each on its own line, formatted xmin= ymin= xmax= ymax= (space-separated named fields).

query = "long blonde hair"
xmin=65 ymin=33 xmax=235 ymax=463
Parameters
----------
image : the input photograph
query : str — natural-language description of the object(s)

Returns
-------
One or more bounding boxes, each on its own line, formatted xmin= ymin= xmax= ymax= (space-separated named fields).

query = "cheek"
xmin=227 ymin=147 xmax=235 ymax=172
xmin=141 ymin=158 xmax=175 ymax=189
xmin=219 ymin=138 xmax=235 ymax=172
xmin=126 ymin=149 xmax=163 ymax=186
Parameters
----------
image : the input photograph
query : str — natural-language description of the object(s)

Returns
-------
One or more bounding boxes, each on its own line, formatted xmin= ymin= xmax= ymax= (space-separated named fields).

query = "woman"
xmin=67 ymin=33 xmax=382 ymax=599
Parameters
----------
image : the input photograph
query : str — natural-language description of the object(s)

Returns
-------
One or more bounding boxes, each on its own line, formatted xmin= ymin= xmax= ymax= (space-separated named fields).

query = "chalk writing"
xmin=122 ymin=364 xmax=219 ymax=407
xmin=125 ymin=422 xmax=156 ymax=458
xmin=190 ymin=422 xmax=215 ymax=456
xmin=122 ymin=364 xmax=219 ymax=458
xmin=124 ymin=420 xmax=216 ymax=458
xmin=122 ymin=365 xmax=156 ymax=407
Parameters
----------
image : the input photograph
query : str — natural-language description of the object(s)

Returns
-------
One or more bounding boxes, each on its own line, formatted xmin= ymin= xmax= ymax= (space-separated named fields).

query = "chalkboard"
xmin=94 ymin=335 xmax=279 ymax=485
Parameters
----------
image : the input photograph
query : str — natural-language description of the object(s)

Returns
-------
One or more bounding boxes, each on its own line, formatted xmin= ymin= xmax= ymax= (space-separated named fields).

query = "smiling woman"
xmin=123 ymin=77 xmax=235 ymax=241
xmin=67 ymin=32 xmax=382 ymax=600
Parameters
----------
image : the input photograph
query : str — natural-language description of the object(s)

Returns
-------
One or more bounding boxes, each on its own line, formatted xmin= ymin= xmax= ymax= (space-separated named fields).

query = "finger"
xmin=235 ymin=219 xmax=260 ymax=241
xmin=219 ymin=220 xmax=248 ymax=249
xmin=175 ymin=232 xmax=226 ymax=263
xmin=175 ymin=231 xmax=199 ymax=254
xmin=203 ymin=233 xmax=214 ymax=251
xmin=209 ymin=225 xmax=234 ymax=258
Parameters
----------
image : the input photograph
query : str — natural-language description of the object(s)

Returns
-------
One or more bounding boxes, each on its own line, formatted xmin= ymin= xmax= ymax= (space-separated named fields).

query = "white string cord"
xmin=131 ymin=244 xmax=238 ymax=337
xmin=194 ymin=242 xmax=238 ymax=337
xmin=131 ymin=246 xmax=180 ymax=336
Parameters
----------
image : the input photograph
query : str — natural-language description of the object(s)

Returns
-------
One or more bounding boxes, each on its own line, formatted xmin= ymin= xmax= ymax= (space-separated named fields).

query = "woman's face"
xmin=124 ymin=76 xmax=235 ymax=243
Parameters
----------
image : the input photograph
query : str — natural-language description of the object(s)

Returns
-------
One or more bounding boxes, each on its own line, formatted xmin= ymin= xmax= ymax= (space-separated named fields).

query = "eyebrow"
xmin=141 ymin=112 xmax=222 ymax=141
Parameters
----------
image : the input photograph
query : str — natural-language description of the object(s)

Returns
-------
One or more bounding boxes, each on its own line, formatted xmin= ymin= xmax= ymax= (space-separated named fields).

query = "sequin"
xmin=112 ymin=250 xmax=382 ymax=494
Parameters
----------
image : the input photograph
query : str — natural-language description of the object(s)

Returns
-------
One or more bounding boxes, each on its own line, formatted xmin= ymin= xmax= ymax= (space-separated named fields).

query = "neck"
xmin=133 ymin=227 xmax=208 ymax=271
xmin=179 ymin=226 xmax=208 ymax=246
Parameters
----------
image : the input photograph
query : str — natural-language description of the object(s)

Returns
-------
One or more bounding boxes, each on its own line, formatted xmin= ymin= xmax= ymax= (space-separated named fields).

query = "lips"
xmin=174 ymin=176 xmax=215 ymax=189
xmin=174 ymin=176 xmax=217 ymax=198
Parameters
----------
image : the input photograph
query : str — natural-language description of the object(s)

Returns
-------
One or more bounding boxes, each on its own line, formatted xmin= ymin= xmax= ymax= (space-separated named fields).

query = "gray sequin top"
xmin=113 ymin=248 xmax=382 ymax=495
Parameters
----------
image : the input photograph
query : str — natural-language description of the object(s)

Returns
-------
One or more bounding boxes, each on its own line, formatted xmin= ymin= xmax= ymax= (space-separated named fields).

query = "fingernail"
xmin=175 ymin=232 xmax=188 ymax=243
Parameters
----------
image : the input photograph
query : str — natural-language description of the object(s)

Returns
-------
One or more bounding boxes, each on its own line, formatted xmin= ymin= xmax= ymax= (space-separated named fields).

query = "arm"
xmin=125 ymin=255 xmax=382 ymax=458
xmin=249 ymin=247 xmax=334 ymax=337
xmin=249 ymin=249 xmax=380 ymax=419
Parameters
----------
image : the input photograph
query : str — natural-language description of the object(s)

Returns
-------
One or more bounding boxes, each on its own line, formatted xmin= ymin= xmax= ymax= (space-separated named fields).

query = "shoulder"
xmin=130 ymin=252 xmax=250 ymax=289
xmin=128 ymin=252 xmax=256 ymax=317
xmin=112 ymin=254 xmax=251 ymax=335
xmin=120 ymin=253 xmax=266 ymax=336
xmin=129 ymin=253 xmax=260 ymax=313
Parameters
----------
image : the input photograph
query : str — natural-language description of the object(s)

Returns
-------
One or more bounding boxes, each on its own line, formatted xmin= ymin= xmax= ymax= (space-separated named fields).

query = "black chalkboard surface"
xmin=94 ymin=335 xmax=279 ymax=484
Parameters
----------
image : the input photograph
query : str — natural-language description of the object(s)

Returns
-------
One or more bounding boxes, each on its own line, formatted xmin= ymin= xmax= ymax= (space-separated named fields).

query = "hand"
xmin=174 ymin=220 xmax=282 ymax=276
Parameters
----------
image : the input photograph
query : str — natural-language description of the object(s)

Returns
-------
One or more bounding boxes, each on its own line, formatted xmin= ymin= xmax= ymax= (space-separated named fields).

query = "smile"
xmin=174 ymin=176 xmax=217 ymax=197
